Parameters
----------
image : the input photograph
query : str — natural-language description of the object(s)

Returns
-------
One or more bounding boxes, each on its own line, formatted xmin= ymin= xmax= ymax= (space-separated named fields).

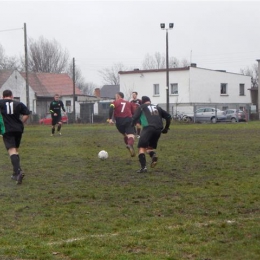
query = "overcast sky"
xmin=1 ymin=0 xmax=260 ymax=86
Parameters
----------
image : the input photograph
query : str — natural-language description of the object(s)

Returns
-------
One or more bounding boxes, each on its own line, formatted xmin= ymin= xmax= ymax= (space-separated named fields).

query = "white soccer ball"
xmin=98 ymin=150 xmax=108 ymax=160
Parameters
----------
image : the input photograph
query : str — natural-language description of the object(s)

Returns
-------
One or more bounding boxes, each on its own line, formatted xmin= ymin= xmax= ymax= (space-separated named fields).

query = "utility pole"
xmin=73 ymin=57 xmax=76 ymax=123
xmin=24 ymin=23 xmax=30 ymax=111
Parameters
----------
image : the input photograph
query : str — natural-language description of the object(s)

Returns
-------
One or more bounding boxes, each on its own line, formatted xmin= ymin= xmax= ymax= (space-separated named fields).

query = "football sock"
xmin=10 ymin=154 xmax=20 ymax=174
xmin=57 ymin=124 xmax=61 ymax=132
xmin=137 ymin=128 xmax=141 ymax=135
xmin=138 ymin=153 xmax=146 ymax=168
xmin=128 ymin=137 xmax=134 ymax=146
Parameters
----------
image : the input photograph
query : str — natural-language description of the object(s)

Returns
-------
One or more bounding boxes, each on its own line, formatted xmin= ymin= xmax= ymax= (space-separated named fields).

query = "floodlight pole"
xmin=161 ymin=23 xmax=174 ymax=113
xmin=24 ymin=23 xmax=30 ymax=111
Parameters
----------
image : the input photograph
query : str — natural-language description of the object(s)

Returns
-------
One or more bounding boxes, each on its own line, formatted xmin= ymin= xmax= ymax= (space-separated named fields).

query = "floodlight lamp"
xmin=160 ymin=23 xmax=165 ymax=29
xmin=169 ymin=23 xmax=174 ymax=29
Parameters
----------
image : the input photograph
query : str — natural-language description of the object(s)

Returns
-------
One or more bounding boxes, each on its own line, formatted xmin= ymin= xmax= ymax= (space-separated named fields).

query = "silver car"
xmin=225 ymin=109 xmax=247 ymax=122
xmin=184 ymin=107 xmax=226 ymax=123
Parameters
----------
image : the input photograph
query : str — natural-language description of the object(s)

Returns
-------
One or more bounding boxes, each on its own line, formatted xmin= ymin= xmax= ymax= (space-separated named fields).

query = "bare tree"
xmin=0 ymin=44 xmax=20 ymax=70
xmin=142 ymin=52 xmax=165 ymax=69
xmin=79 ymin=82 xmax=97 ymax=95
xmin=67 ymin=60 xmax=97 ymax=95
xmin=240 ymin=64 xmax=258 ymax=88
xmin=99 ymin=63 xmax=126 ymax=85
xmin=24 ymin=36 xmax=69 ymax=73
xmin=142 ymin=52 xmax=188 ymax=70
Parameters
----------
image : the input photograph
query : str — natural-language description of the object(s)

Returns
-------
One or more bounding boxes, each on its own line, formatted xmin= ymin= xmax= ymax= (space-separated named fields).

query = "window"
xmin=170 ymin=83 xmax=178 ymax=94
xmin=239 ymin=84 xmax=245 ymax=96
xmin=220 ymin=83 xmax=227 ymax=94
xmin=153 ymin=84 xmax=160 ymax=95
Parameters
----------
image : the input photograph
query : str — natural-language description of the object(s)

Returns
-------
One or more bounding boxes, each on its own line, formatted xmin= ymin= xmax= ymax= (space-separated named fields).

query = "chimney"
xmin=94 ymin=88 xmax=101 ymax=98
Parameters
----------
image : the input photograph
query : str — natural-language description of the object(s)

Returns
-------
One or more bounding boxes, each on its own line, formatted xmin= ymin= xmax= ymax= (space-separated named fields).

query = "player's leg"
xmin=3 ymin=133 xmax=24 ymax=184
xmin=125 ymin=120 xmax=136 ymax=157
xmin=136 ymin=122 xmax=141 ymax=137
xmin=146 ymin=130 xmax=161 ymax=168
xmin=57 ymin=121 xmax=62 ymax=135
xmin=136 ymin=128 xmax=151 ymax=173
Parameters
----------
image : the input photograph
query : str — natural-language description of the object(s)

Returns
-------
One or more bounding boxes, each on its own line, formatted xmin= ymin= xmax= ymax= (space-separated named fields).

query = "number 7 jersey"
xmin=0 ymin=99 xmax=30 ymax=134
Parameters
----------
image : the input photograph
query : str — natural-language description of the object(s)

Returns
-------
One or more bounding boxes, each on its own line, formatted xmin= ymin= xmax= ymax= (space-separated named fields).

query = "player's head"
xmin=3 ymin=89 xmax=13 ymax=99
xmin=54 ymin=94 xmax=60 ymax=101
xmin=141 ymin=96 xmax=151 ymax=104
xmin=132 ymin=91 xmax=138 ymax=99
xmin=116 ymin=92 xmax=124 ymax=99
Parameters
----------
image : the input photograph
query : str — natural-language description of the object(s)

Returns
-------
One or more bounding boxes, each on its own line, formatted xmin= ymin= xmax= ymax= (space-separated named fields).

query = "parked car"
xmin=224 ymin=109 xmax=247 ymax=122
xmin=39 ymin=113 xmax=68 ymax=125
xmin=184 ymin=107 xmax=226 ymax=123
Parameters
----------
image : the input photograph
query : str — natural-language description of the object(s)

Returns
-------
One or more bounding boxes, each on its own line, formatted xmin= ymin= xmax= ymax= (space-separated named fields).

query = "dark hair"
xmin=117 ymin=92 xmax=124 ymax=98
xmin=3 ymin=89 xmax=13 ymax=98
xmin=132 ymin=91 xmax=138 ymax=95
xmin=141 ymin=96 xmax=151 ymax=103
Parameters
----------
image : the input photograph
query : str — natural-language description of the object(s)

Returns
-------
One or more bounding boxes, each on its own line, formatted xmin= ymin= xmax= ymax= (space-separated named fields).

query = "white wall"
xmin=1 ymin=71 xmax=35 ymax=112
xmin=119 ymin=68 xmax=252 ymax=112
xmin=189 ymin=67 xmax=251 ymax=103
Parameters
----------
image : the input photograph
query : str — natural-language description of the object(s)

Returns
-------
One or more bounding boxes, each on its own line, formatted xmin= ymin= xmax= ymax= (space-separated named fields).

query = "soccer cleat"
xmin=11 ymin=174 xmax=17 ymax=180
xmin=136 ymin=167 xmax=147 ymax=173
xmin=151 ymin=154 xmax=158 ymax=168
xmin=16 ymin=170 xmax=24 ymax=185
xmin=136 ymin=135 xmax=140 ymax=139
xmin=126 ymin=144 xmax=135 ymax=157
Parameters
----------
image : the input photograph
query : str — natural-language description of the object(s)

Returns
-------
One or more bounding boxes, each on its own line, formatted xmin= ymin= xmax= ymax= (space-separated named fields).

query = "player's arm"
xmin=131 ymin=106 xmax=142 ymax=126
xmin=49 ymin=102 xmax=54 ymax=115
xmin=108 ymin=104 xmax=115 ymax=124
xmin=60 ymin=101 xmax=66 ymax=113
xmin=160 ymin=108 xmax=172 ymax=133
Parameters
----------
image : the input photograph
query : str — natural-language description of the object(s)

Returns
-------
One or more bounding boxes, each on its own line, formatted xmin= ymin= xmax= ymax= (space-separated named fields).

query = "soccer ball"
xmin=98 ymin=150 xmax=108 ymax=160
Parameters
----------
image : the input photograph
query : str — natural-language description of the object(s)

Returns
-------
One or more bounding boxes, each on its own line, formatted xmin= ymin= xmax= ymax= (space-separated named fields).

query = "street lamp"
xmin=160 ymin=23 xmax=174 ymax=113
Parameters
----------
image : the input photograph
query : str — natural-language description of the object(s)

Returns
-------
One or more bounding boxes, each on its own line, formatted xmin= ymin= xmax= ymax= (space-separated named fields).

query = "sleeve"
xmin=20 ymin=103 xmax=30 ymax=115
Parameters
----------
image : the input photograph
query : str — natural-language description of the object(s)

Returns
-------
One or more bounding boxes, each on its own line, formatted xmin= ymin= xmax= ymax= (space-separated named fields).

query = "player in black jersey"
xmin=49 ymin=94 xmax=66 ymax=136
xmin=0 ymin=89 xmax=30 ymax=184
xmin=132 ymin=96 xmax=171 ymax=173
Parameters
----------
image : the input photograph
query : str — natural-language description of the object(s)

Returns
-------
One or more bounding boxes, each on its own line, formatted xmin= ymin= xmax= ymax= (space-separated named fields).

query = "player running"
xmin=49 ymin=94 xmax=66 ymax=136
xmin=0 ymin=89 xmax=30 ymax=184
xmin=108 ymin=92 xmax=136 ymax=157
xmin=132 ymin=96 xmax=171 ymax=173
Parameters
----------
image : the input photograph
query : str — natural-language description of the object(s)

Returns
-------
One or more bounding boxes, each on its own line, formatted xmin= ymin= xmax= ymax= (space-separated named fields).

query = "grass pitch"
xmin=0 ymin=122 xmax=259 ymax=259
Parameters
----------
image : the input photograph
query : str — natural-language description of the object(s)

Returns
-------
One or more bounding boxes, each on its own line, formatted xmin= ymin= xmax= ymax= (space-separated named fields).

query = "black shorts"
xmin=115 ymin=117 xmax=136 ymax=135
xmin=137 ymin=126 xmax=161 ymax=149
xmin=52 ymin=115 xmax=62 ymax=126
xmin=3 ymin=132 xmax=23 ymax=150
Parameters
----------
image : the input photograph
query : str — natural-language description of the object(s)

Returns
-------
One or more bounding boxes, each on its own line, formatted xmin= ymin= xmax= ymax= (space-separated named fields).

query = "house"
xmin=119 ymin=64 xmax=252 ymax=115
xmin=93 ymin=85 xmax=119 ymax=117
xmin=0 ymin=70 xmax=99 ymax=122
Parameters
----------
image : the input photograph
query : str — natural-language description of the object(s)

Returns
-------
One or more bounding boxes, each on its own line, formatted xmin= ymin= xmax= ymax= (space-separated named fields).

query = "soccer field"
xmin=0 ymin=123 xmax=260 ymax=260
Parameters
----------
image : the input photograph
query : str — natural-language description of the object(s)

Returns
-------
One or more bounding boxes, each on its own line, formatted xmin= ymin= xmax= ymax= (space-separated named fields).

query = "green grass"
xmin=0 ymin=122 xmax=260 ymax=260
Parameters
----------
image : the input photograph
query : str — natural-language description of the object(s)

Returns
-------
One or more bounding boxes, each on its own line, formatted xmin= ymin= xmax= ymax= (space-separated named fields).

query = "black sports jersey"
xmin=49 ymin=100 xmax=65 ymax=117
xmin=0 ymin=99 xmax=30 ymax=134
xmin=132 ymin=103 xmax=171 ymax=130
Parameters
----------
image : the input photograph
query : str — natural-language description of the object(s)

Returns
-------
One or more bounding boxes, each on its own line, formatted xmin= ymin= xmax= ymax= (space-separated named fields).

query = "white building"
xmin=119 ymin=65 xmax=252 ymax=115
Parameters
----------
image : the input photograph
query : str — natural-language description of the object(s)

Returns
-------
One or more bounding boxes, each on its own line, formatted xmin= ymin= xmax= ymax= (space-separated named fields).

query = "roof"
xmin=0 ymin=70 xmax=14 ymax=87
xmin=100 ymin=85 xmax=119 ymax=98
xmin=20 ymin=72 xmax=82 ymax=97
